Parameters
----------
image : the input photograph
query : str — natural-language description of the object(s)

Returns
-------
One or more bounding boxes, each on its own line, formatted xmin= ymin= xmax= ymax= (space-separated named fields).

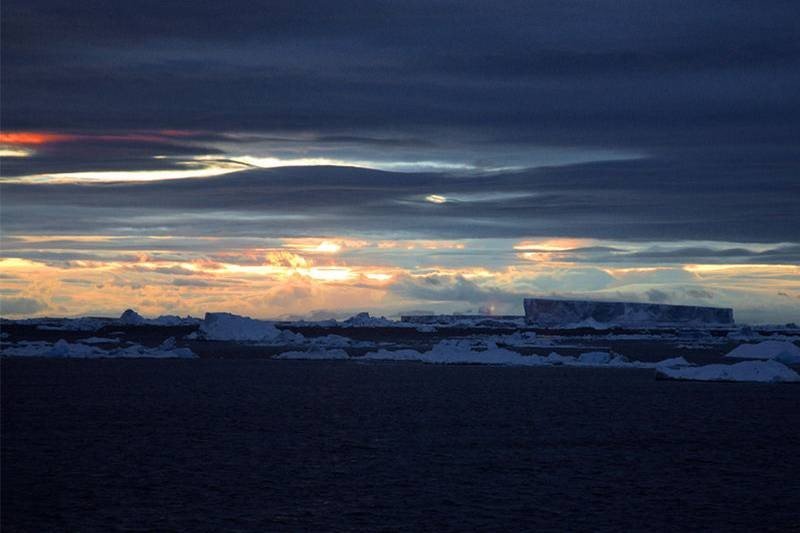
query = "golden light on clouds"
xmin=425 ymin=194 xmax=447 ymax=204
xmin=1 ymin=234 xmax=797 ymax=322
xmin=513 ymin=238 xmax=595 ymax=251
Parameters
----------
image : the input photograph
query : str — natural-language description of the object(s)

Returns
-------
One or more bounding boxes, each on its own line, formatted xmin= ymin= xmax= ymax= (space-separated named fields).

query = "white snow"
xmin=725 ymin=341 xmax=800 ymax=364
xmin=275 ymin=348 xmax=350 ymax=360
xmin=656 ymin=360 xmax=800 ymax=383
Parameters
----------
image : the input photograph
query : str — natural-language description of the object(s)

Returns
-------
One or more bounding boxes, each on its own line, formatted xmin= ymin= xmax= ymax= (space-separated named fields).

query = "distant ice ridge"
xmin=366 ymin=343 xmax=692 ymax=368
xmin=6 ymin=309 xmax=200 ymax=332
xmin=656 ymin=360 xmax=800 ymax=383
xmin=724 ymin=341 xmax=800 ymax=364
xmin=117 ymin=309 xmax=200 ymax=327
xmin=271 ymin=338 xmax=691 ymax=369
xmin=1 ymin=337 xmax=197 ymax=358
xmin=339 ymin=312 xmax=414 ymax=328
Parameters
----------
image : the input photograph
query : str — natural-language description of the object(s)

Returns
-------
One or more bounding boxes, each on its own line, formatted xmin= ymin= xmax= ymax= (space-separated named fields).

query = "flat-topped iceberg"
xmin=725 ymin=340 xmax=800 ymax=364
xmin=656 ymin=360 xmax=800 ymax=383
xmin=524 ymin=298 xmax=734 ymax=326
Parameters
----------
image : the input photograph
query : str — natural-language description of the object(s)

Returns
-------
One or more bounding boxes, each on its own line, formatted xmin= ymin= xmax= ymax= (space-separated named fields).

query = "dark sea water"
xmin=3 ymin=358 xmax=799 ymax=532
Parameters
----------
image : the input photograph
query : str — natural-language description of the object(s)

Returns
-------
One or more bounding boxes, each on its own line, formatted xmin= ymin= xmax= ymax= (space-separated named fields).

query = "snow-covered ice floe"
xmin=656 ymin=360 xmax=800 ymax=383
xmin=724 ymin=340 xmax=800 ymax=364
xmin=1 ymin=337 xmax=197 ymax=358
xmin=198 ymin=312 xmax=303 ymax=343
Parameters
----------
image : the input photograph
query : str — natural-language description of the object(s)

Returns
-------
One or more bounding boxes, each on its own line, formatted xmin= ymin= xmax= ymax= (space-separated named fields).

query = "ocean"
xmin=3 ymin=358 xmax=799 ymax=531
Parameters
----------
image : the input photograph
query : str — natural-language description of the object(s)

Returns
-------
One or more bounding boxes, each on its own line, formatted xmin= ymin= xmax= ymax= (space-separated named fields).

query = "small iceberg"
xmin=199 ymin=312 xmax=302 ymax=342
xmin=118 ymin=309 xmax=146 ymax=325
xmin=656 ymin=360 xmax=800 ymax=383
xmin=725 ymin=340 xmax=800 ymax=364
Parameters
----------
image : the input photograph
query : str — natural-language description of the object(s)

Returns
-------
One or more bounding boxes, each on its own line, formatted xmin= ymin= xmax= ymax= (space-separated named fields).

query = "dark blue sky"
xmin=1 ymin=1 xmax=798 ymax=321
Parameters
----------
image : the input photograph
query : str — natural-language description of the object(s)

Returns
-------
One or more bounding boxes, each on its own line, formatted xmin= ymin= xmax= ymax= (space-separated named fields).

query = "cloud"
xmin=646 ymin=289 xmax=670 ymax=303
xmin=391 ymin=274 xmax=520 ymax=306
xmin=1 ymin=296 xmax=47 ymax=315
xmin=3 ymin=163 xmax=798 ymax=243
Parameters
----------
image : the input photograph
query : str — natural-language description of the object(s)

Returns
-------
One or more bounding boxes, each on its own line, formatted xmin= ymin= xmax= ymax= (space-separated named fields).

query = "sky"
xmin=1 ymin=1 xmax=798 ymax=323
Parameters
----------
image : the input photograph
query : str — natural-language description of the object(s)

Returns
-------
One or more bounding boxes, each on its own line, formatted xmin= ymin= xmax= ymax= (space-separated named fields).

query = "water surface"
xmin=3 ymin=359 xmax=799 ymax=531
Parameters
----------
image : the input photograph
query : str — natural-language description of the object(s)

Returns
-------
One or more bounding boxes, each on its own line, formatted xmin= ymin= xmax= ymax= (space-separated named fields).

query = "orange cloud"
xmin=0 ymin=132 xmax=77 ymax=145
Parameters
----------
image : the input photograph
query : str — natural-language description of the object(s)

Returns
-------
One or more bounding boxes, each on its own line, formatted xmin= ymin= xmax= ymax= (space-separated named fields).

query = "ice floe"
xmin=725 ymin=340 xmax=800 ymax=364
xmin=656 ymin=360 xmax=800 ymax=383
xmin=1 ymin=337 xmax=197 ymax=358
xmin=319 ymin=340 xmax=691 ymax=369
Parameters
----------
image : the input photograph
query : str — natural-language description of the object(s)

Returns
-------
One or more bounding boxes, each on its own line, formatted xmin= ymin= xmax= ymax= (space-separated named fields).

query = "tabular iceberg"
xmin=524 ymin=298 xmax=734 ymax=327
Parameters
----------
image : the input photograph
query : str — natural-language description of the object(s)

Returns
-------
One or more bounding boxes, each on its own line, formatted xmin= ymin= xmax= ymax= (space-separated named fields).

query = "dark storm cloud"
xmin=2 ymin=0 xmax=799 ymax=246
xmin=534 ymin=244 xmax=800 ymax=265
xmin=2 ymin=162 xmax=797 ymax=245
xmin=3 ymin=1 xmax=799 ymax=148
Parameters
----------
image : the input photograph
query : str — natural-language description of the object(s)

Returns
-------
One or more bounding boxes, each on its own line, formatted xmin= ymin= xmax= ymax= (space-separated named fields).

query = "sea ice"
xmin=655 ymin=360 xmax=800 ymax=383
xmin=362 ymin=340 xmax=547 ymax=366
xmin=0 ymin=337 xmax=197 ymax=358
xmin=577 ymin=351 xmax=614 ymax=365
xmin=275 ymin=348 xmax=350 ymax=360
xmin=340 ymin=312 xmax=407 ymax=328
xmin=724 ymin=340 xmax=800 ymax=364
